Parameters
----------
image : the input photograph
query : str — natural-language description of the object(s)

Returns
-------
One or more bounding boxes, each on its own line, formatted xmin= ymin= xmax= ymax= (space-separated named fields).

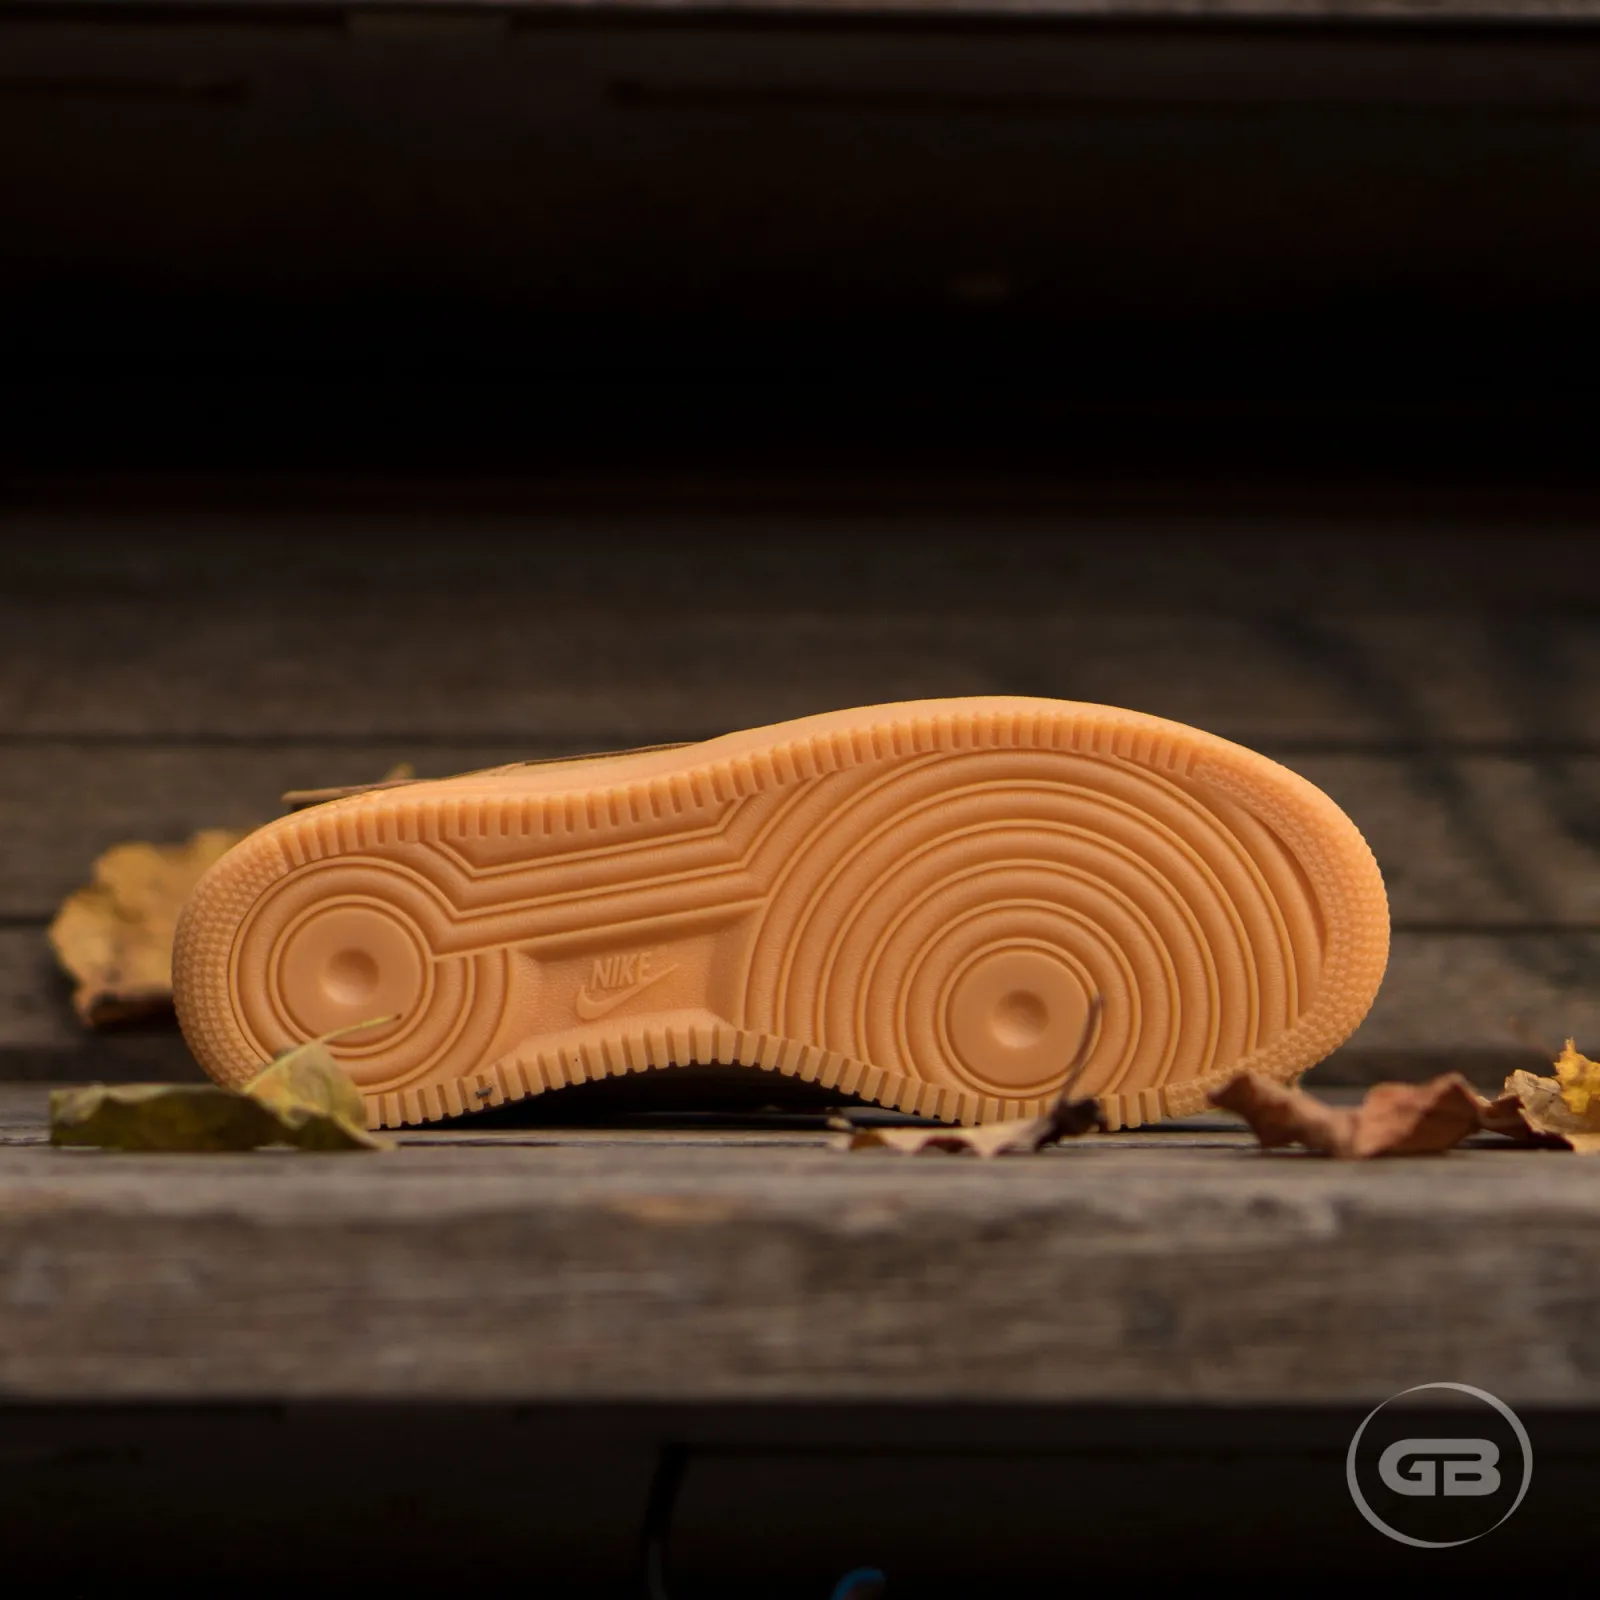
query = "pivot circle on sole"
xmin=944 ymin=946 xmax=1093 ymax=1093
xmin=273 ymin=902 xmax=426 ymax=1058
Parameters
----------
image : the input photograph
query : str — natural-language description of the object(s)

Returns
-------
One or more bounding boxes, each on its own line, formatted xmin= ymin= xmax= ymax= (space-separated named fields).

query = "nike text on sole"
xmin=173 ymin=698 xmax=1390 ymax=1130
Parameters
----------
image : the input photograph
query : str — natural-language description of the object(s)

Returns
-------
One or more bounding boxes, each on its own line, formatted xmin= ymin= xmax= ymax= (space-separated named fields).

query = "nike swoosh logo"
xmin=574 ymin=962 xmax=680 ymax=1021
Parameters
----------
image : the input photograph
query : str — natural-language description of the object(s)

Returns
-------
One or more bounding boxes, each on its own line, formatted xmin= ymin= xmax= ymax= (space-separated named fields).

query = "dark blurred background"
xmin=7 ymin=1 xmax=1600 ymax=1091
xmin=7 ymin=7 xmax=1600 ymax=1594
xmin=5 ymin=4 xmax=1600 ymax=489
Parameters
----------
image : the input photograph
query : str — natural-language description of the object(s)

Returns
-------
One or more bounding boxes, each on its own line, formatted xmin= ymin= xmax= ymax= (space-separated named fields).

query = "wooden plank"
xmin=5 ymin=926 xmax=1596 ymax=1083
xmin=0 ymin=932 xmax=201 ymax=1082
xmin=1 ymin=590 xmax=1598 ymax=746
xmin=1294 ymin=752 xmax=1600 ymax=927
xmin=9 ymin=520 xmax=1600 ymax=612
xmin=3 ymin=1123 xmax=1600 ymax=1404
xmin=4 ymin=744 xmax=1600 ymax=925
xmin=0 ymin=742 xmax=530 ymax=922
xmin=1341 ymin=927 xmax=1600 ymax=1062
xmin=6 ymin=0 xmax=1597 ymax=23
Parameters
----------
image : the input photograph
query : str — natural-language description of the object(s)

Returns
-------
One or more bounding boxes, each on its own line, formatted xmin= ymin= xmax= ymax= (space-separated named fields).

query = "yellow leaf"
xmin=243 ymin=1026 xmax=395 ymax=1151
xmin=47 ymin=829 xmax=250 ymax=1026
xmin=1495 ymin=1067 xmax=1600 ymax=1154
xmin=50 ymin=1020 xmax=396 ymax=1153
xmin=1554 ymin=1039 xmax=1600 ymax=1117
xmin=50 ymin=1083 xmax=283 ymax=1152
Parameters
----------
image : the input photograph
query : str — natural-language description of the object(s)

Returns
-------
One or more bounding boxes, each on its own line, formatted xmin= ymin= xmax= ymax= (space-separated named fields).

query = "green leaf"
xmin=50 ymin=1018 xmax=397 ymax=1153
xmin=242 ymin=1040 xmax=391 ymax=1151
xmin=50 ymin=1083 xmax=285 ymax=1151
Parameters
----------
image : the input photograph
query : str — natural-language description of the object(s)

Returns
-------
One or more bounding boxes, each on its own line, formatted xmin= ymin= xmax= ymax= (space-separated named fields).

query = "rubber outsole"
xmin=172 ymin=697 xmax=1390 ymax=1130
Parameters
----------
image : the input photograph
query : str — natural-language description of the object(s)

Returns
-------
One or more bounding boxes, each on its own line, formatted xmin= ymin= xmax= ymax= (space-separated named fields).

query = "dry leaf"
xmin=1476 ymin=1089 xmax=1542 ymax=1141
xmin=242 ymin=1032 xmax=392 ymax=1151
xmin=48 ymin=830 xmax=249 ymax=1026
xmin=1554 ymin=1039 xmax=1600 ymax=1116
xmin=1210 ymin=1072 xmax=1484 ymax=1159
xmin=836 ymin=1092 xmax=1104 ymax=1158
xmin=1492 ymin=1066 xmax=1600 ymax=1154
xmin=49 ymin=1082 xmax=286 ymax=1152
xmin=837 ymin=995 xmax=1105 ymax=1157
xmin=50 ymin=1022 xmax=394 ymax=1153
xmin=1466 ymin=1040 xmax=1600 ymax=1153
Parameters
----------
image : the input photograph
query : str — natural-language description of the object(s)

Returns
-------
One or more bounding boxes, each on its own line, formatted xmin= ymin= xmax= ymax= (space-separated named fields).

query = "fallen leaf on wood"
xmin=241 ymin=1026 xmax=395 ymax=1151
xmin=836 ymin=1092 xmax=1104 ymax=1158
xmin=1491 ymin=1064 xmax=1600 ymax=1154
xmin=1475 ymin=1089 xmax=1543 ymax=1142
xmin=836 ymin=996 xmax=1105 ymax=1157
xmin=1458 ymin=1040 xmax=1600 ymax=1153
xmin=1209 ymin=1072 xmax=1485 ymax=1159
xmin=49 ymin=1083 xmax=285 ymax=1152
xmin=50 ymin=1021 xmax=395 ymax=1152
xmin=48 ymin=829 xmax=249 ymax=1026
xmin=1554 ymin=1039 xmax=1600 ymax=1117
xmin=281 ymin=762 xmax=418 ymax=811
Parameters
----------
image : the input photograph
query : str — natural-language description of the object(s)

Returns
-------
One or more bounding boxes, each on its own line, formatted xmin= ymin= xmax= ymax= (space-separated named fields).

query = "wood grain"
xmin=5 ymin=744 xmax=1600 ymax=925
xmin=1 ymin=592 xmax=1597 ymax=746
xmin=10 ymin=520 xmax=1600 ymax=611
xmin=4 ymin=526 xmax=1598 ymax=1086
xmin=3 ymin=1128 xmax=1599 ymax=1404
xmin=5 ymin=0 xmax=1591 ymax=19
xmin=4 ymin=925 xmax=1595 ymax=1083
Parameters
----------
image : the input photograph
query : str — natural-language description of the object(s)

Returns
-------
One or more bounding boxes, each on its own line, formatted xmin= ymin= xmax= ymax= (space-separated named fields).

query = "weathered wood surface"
xmin=7 ymin=745 xmax=1600 ymax=925
xmin=4 ymin=521 xmax=1600 ymax=1083
xmin=4 ymin=925 xmax=1590 ymax=1082
xmin=14 ymin=0 xmax=1599 ymax=19
xmin=9 ymin=522 xmax=1600 ymax=610
xmin=1 ymin=1084 xmax=1597 ymax=1404
xmin=2 ymin=591 xmax=1597 ymax=747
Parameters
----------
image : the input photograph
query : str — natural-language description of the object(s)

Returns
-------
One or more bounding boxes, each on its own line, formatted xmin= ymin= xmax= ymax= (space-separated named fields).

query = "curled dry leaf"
xmin=48 ymin=830 xmax=250 ymax=1026
xmin=1491 ymin=1063 xmax=1600 ymax=1154
xmin=836 ymin=996 xmax=1105 ymax=1157
xmin=1210 ymin=1072 xmax=1485 ymax=1159
xmin=1554 ymin=1039 xmax=1600 ymax=1118
xmin=837 ymin=1093 xmax=1104 ymax=1158
xmin=1462 ymin=1041 xmax=1600 ymax=1153
xmin=50 ymin=1021 xmax=395 ymax=1153
xmin=239 ymin=1036 xmax=393 ymax=1152
xmin=1476 ymin=1090 xmax=1540 ymax=1142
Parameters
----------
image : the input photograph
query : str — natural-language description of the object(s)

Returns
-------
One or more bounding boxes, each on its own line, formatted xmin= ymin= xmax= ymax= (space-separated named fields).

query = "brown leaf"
xmin=1210 ymin=1072 xmax=1484 ymax=1159
xmin=1476 ymin=1090 xmax=1543 ymax=1142
xmin=836 ymin=995 xmax=1105 ymax=1157
xmin=50 ymin=1021 xmax=395 ymax=1153
xmin=838 ymin=1093 xmax=1103 ymax=1158
xmin=47 ymin=830 xmax=250 ymax=1026
xmin=1493 ymin=1066 xmax=1600 ymax=1154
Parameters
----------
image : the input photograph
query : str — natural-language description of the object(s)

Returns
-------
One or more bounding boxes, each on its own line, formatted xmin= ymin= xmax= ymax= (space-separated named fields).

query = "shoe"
xmin=173 ymin=697 xmax=1389 ymax=1130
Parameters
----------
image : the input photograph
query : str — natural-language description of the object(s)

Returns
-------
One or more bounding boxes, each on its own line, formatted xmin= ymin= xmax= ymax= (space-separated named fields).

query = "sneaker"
xmin=173 ymin=697 xmax=1388 ymax=1129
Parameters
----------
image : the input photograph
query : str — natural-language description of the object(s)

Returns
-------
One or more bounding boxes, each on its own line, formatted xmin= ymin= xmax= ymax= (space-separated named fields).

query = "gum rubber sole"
xmin=173 ymin=697 xmax=1390 ymax=1130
